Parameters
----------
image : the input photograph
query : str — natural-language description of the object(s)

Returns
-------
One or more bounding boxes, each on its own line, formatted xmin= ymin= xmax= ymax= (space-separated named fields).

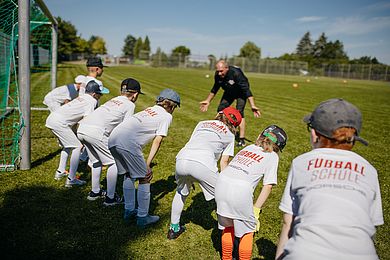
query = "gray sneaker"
xmin=54 ymin=170 xmax=67 ymax=180
xmin=124 ymin=209 xmax=137 ymax=222
xmin=87 ymin=190 xmax=106 ymax=201
xmin=137 ymin=215 xmax=160 ymax=227
xmin=65 ymin=177 xmax=86 ymax=188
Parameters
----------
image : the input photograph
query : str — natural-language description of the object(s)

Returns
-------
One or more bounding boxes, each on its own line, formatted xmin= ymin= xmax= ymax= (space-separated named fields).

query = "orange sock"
xmin=221 ymin=227 xmax=234 ymax=260
xmin=239 ymin=232 xmax=254 ymax=260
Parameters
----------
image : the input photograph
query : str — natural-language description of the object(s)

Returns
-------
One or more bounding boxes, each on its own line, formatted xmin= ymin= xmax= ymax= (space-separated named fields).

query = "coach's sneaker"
xmin=65 ymin=177 xmax=86 ymax=188
xmin=167 ymin=224 xmax=186 ymax=240
xmin=137 ymin=215 xmax=160 ymax=228
xmin=87 ymin=190 xmax=106 ymax=201
xmin=103 ymin=193 xmax=123 ymax=206
xmin=123 ymin=209 xmax=137 ymax=222
xmin=54 ymin=170 xmax=68 ymax=180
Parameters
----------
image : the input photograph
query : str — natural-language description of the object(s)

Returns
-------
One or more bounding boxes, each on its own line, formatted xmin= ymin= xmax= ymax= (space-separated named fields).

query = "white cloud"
xmin=327 ymin=16 xmax=390 ymax=35
xmin=296 ymin=16 xmax=326 ymax=23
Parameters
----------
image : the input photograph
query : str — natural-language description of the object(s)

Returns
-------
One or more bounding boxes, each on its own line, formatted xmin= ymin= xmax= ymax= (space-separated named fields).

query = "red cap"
xmin=222 ymin=107 xmax=242 ymax=127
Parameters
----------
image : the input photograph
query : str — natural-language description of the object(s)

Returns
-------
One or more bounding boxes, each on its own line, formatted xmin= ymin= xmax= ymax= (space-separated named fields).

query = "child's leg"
xmin=57 ymin=148 xmax=71 ymax=172
xmin=239 ymin=232 xmax=254 ymax=260
xmin=137 ymin=181 xmax=150 ymax=217
xmin=91 ymin=164 xmax=102 ymax=193
xmin=170 ymin=191 xmax=188 ymax=230
xmin=221 ymin=226 xmax=235 ymax=260
xmin=68 ymin=146 xmax=82 ymax=180
xmin=123 ymin=174 xmax=136 ymax=211
xmin=106 ymin=163 xmax=118 ymax=199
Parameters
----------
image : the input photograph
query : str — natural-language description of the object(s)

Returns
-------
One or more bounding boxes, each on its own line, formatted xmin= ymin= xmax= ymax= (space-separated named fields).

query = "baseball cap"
xmin=85 ymin=79 xmax=110 ymax=94
xmin=74 ymin=75 xmax=86 ymax=84
xmin=260 ymin=125 xmax=288 ymax=151
xmin=303 ymin=98 xmax=368 ymax=145
xmin=121 ymin=78 xmax=143 ymax=94
xmin=156 ymin=88 xmax=181 ymax=107
xmin=221 ymin=107 xmax=242 ymax=127
xmin=86 ymin=57 xmax=105 ymax=68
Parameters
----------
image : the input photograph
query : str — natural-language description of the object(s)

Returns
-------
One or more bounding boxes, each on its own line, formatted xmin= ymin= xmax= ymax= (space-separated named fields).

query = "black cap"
xmin=86 ymin=57 xmax=105 ymax=68
xmin=121 ymin=78 xmax=143 ymax=94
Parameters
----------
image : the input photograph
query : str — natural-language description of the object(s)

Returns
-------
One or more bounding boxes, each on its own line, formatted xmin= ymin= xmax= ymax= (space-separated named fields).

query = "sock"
xmin=221 ymin=227 xmax=235 ymax=260
xmin=106 ymin=164 xmax=118 ymax=199
xmin=57 ymin=148 xmax=71 ymax=173
xmin=239 ymin=232 xmax=254 ymax=260
xmin=91 ymin=165 xmax=102 ymax=193
xmin=68 ymin=146 xmax=81 ymax=180
xmin=137 ymin=183 xmax=150 ymax=217
xmin=170 ymin=191 xmax=187 ymax=225
xmin=170 ymin=223 xmax=180 ymax=232
xmin=123 ymin=177 xmax=135 ymax=210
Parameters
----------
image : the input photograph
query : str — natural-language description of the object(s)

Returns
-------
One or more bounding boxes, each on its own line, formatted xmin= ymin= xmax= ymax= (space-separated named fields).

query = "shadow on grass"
xmin=31 ymin=148 xmax=62 ymax=168
xmin=254 ymin=237 xmax=277 ymax=260
xmin=0 ymin=185 xmax=135 ymax=259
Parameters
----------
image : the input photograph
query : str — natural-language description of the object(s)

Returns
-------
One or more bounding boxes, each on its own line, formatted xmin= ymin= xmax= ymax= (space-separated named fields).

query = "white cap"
xmin=74 ymin=75 xmax=86 ymax=84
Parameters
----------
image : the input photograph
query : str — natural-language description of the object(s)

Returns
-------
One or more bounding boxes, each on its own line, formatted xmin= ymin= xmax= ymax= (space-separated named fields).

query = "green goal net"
xmin=0 ymin=0 xmax=55 ymax=171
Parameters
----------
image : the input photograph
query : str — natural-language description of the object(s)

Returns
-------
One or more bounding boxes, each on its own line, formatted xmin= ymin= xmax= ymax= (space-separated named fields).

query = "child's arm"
xmin=219 ymin=155 xmax=230 ymax=171
xmin=253 ymin=184 xmax=274 ymax=232
xmin=275 ymin=213 xmax=294 ymax=260
xmin=146 ymin=135 xmax=164 ymax=174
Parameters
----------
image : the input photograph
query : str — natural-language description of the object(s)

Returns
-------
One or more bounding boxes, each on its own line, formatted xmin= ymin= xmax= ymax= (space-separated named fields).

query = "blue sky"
xmin=44 ymin=0 xmax=390 ymax=64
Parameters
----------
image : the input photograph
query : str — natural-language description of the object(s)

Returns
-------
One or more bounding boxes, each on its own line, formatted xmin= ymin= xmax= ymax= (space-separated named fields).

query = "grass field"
xmin=1 ymin=64 xmax=389 ymax=259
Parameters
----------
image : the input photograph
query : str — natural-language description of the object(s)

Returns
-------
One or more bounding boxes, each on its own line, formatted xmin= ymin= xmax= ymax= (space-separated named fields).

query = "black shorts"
xmin=217 ymin=96 xmax=246 ymax=117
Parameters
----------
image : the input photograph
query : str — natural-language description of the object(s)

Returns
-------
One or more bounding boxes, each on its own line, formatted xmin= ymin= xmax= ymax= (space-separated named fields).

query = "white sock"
xmin=57 ymin=148 xmax=71 ymax=173
xmin=137 ymin=183 xmax=150 ymax=217
xmin=91 ymin=165 xmax=102 ymax=193
xmin=68 ymin=146 xmax=81 ymax=179
xmin=106 ymin=164 xmax=118 ymax=198
xmin=171 ymin=191 xmax=187 ymax=224
xmin=123 ymin=177 xmax=135 ymax=211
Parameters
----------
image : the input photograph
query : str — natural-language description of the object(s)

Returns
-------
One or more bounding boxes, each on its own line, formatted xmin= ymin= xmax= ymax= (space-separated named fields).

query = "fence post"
xmin=51 ymin=24 xmax=57 ymax=90
xmin=385 ymin=66 xmax=388 ymax=81
xmin=18 ymin=0 xmax=31 ymax=170
xmin=368 ymin=64 xmax=372 ymax=80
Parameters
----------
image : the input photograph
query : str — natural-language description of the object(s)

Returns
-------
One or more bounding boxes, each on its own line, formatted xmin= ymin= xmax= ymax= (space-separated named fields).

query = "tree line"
xmin=56 ymin=18 xmax=384 ymax=67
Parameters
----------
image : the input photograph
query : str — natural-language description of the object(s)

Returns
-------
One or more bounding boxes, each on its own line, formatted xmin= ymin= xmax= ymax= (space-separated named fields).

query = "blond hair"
xmin=255 ymin=135 xmax=280 ymax=153
xmin=157 ymin=99 xmax=177 ymax=113
xmin=215 ymin=113 xmax=236 ymax=134
xmin=317 ymin=127 xmax=356 ymax=150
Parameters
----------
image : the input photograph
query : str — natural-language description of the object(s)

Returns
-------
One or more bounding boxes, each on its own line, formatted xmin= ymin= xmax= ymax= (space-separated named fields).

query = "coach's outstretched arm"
xmin=199 ymin=92 xmax=216 ymax=112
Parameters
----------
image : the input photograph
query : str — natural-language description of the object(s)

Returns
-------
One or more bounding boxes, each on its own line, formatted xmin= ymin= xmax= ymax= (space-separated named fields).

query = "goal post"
xmin=0 ymin=0 xmax=57 ymax=171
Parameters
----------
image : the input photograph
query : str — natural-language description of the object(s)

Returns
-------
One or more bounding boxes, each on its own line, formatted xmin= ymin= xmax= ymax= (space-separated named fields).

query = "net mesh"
xmin=0 ymin=0 xmax=53 ymax=171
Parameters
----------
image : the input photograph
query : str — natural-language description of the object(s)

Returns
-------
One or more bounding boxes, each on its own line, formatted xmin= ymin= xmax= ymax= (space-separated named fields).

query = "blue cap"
xmin=156 ymin=88 xmax=180 ymax=107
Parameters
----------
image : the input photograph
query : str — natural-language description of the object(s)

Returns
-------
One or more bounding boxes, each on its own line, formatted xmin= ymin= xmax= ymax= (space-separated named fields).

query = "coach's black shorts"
xmin=217 ymin=96 xmax=246 ymax=117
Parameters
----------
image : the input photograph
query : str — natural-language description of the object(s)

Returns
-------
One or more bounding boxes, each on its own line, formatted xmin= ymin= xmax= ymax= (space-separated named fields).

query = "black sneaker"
xmin=103 ymin=193 xmax=123 ymax=206
xmin=167 ymin=226 xmax=186 ymax=240
xmin=87 ymin=190 xmax=106 ymax=201
xmin=237 ymin=138 xmax=246 ymax=147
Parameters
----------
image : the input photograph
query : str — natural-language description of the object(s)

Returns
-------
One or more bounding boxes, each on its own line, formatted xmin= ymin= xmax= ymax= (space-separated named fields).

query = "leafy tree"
xmin=296 ymin=31 xmax=313 ymax=57
xmin=89 ymin=36 xmax=107 ymax=55
xmin=151 ymin=47 xmax=169 ymax=67
xmin=122 ymin=34 xmax=136 ymax=59
xmin=172 ymin=45 xmax=191 ymax=63
xmin=239 ymin=41 xmax=261 ymax=59
xmin=133 ymin=37 xmax=143 ymax=59
xmin=142 ymin=36 xmax=151 ymax=53
xmin=350 ymin=56 xmax=380 ymax=64
xmin=313 ymin=33 xmax=327 ymax=58
xmin=56 ymin=17 xmax=79 ymax=60
xmin=322 ymin=40 xmax=348 ymax=61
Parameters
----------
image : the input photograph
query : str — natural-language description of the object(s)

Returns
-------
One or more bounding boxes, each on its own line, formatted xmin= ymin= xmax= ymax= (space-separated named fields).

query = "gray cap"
xmin=156 ymin=88 xmax=180 ymax=107
xmin=303 ymin=98 xmax=368 ymax=145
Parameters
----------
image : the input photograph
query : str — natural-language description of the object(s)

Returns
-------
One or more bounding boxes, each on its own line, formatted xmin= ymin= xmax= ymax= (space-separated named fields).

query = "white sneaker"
xmin=65 ymin=177 xmax=86 ymax=188
xmin=54 ymin=170 xmax=68 ymax=180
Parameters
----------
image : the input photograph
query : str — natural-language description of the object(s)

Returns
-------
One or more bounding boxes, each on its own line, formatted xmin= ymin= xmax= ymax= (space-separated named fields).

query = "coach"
xmin=200 ymin=60 xmax=261 ymax=147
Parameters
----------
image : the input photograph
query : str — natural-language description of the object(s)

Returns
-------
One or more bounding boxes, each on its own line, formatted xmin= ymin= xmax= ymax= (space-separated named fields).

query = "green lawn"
xmin=1 ymin=64 xmax=389 ymax=259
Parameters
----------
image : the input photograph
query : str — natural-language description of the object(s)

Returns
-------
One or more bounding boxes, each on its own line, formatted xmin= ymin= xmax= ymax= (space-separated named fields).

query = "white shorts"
xmin=109 ymin=146 xmax=146 ymax=178
xmin=175 ymin=159 xmax=218 ymax=201
xmin=78 ymin=132 xmax=114 ymax=167
xmin=49 ymin=125 xmax=81 ymax=148
xmin=217 ymin=215 xmax=255 ymax=238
